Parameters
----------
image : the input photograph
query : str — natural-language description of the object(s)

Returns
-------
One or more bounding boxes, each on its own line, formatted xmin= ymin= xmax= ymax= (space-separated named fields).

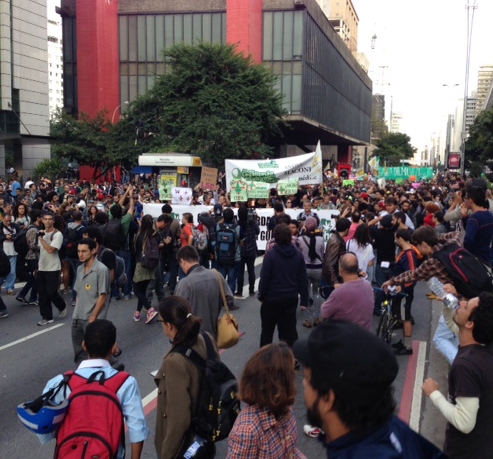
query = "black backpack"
xmin=433 ymin=243 xmax=493 ymax=298
xmin=14 ymin=224 xmax=36 ymax=258
xmin=99 ymin=248 xmax=127 ymax=289
xmin=174 ymin=333 xmax=240 ymax=442
xmin=215 ymin=224 xmax=237 ymax=267
xmin=62 ymin=224 xmax=84 ymax=259
xmin=103 ymin=220 xmax=125 ymax=252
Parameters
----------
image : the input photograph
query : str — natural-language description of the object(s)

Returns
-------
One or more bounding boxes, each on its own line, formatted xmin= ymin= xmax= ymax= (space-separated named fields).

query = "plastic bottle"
xmin=428 ymin=277 xmax=459 ymax=310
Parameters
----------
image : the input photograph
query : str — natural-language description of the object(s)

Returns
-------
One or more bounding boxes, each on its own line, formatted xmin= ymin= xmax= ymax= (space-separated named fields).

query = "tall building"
xmin=58 ymin=0 xmax=372 ymax=166
xmin=390 ymin=112 xmax=403 ymax=133
xmin=0 ymin=0 xmax=51 ymax=177
xmin=465 ymin=92 xmax=477 ymax=136
xmin=316 ymin=0 xmax=359 ymax=55
xmin=476 ymin=65 xmax=493 ymax=116
xmin=445 ymin=114 xmax=455 ymax=158
xmin=47 ymin=0 xmax=63 ymax=115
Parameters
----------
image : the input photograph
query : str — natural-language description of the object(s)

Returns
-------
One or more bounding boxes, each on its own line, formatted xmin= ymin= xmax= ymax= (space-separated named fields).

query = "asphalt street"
xmin=0 ymin=261 xmax=447 ymax=458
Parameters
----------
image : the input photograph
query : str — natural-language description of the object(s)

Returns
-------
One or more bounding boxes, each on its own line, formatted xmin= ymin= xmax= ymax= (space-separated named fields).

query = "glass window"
xmin=282 ymin=75 xmax=292 ymax=112
xmin=119 ymin=16 xmax=128 ymax=60
xmin=147 ymin=75 xmax=156 ymax=91
xmin=165 ymin=15 xmax=174 ymax=49
xmin=146 ymin=16 xmax=156 ymax=61
xmin=128 ymin=16 xmax=137 ymax=61
xmin=293 ymin=11 xmax=303 ymax=58
xmin=120 ymin=76 xmax=129 ymax=108
xmin=212 ymin=13 xmax=221 ymax=43
xmin=263 ymin=12 xmax=273 ymax=61
xmin=183 ymin=14 xmax=192 ymax=44
xmin=156 ymin=15 xmax=164 ymax=59
xmin=129 ymin=76 xmax=138 ymax=101
xmin=283 ymin=12 xmax=293 ymax=60
xmin=138 ymin=76 xmax=147 ymax=95
xmin=193 ymin=14 xmax=201 ymax=42
xmin=203 ymin=13 xmax=212 ymax=42
xmin=174 ymin=15 xmax=183 ymax=43
xmin=137 ymin=16 xmax=146 ymax=61
xmin=222 ymin=13 xmax=227 ymax=42
xmin=273 ymin=12 xmax=283 ymax=61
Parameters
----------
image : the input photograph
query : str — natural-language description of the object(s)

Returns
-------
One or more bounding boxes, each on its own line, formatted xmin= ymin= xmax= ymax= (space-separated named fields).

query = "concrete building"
xmin=47 ymin=0 xmax=63 ymax=115
xmin=476 ymin=65 xmax=493 ymax=116
xmin=0 ymin=0 xmax=51 ymax=178
xmin=58 ymin=0 xmax=372 ymax=168
xmin=465 ymin=92 xmax=476 ymax=136
xmin=316 ymin=0 xmax=358 ymax=56
xmin=390 ymin=112 xmax=403 ymax=133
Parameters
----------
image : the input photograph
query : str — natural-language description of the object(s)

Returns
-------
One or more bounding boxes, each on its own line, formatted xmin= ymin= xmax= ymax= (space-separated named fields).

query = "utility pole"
xmin=461 ymin=0 xmax=478 ymax=176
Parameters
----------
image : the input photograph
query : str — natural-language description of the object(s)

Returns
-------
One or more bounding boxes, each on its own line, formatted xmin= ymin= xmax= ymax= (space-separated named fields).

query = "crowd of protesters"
xmin=7 ymin=170 xmax=493 ymax=459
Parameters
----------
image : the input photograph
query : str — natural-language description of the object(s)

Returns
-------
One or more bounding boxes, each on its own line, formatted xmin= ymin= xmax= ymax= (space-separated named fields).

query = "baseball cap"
xmin=293 ymin=321 xmax=398 ymax=400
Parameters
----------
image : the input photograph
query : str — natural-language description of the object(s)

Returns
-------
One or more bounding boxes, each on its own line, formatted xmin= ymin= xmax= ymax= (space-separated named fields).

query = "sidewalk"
xmin=419 ymin=299 xmax=450 ymax=449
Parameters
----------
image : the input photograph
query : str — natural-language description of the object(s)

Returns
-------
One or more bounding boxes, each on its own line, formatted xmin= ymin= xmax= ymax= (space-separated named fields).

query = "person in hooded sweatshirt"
xmin=258 ymin=223 xmax=309 ymax=348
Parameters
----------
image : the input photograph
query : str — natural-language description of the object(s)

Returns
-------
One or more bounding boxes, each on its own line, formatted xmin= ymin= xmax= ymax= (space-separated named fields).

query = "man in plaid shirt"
xmin=383 ymin=227 xmax=462 ymax=364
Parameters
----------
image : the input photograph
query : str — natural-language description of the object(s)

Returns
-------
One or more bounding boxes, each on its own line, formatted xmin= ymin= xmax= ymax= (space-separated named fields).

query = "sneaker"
xmin=234 ymin=291 xmax=243 ymax=298
xmin=6 ymin=290 xmax=15 ymax=295
xmin=28 ymin=300 xmax=39 ymax=306
xmin=134 ymin=311 xmax=141 ymax=322
xmin=391 ymin=339 xmax=404 ymax=349
xmin=394 ymin=346 xmax=413 ymax=356
xmin=249 ymin=290 xmax=255 ymax=296
xmin=63 ymin=289 xmax=71 ymax=295
xmin=145 ymin=308 xmax=158 ymax=324
xmin=15 ymin=296 xmax=28 ymax=304
xmin=59 ymin=308 xmax=67 ymax=318
xmin=38 ymin=319 xmax=54 ymax=326
xmin=313 ymin=318 xmax=321 ymax=327
xmin=303 ymin=319 xmax=312 ymax=328
xmin=0 ymin=310 xmax=8 ymax=319
xmin=303 ymin=424 xmax=324 ymax=438
xmin=71 ymin=300 xmax=76 ymax=307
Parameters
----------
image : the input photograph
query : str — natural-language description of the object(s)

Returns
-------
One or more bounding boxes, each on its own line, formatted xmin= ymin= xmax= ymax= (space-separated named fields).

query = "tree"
xmin=118 ymin=42 xmax=287 ymax=168
xmin=50 ymin=108 xmax=136 ymax=180
xmin=32 ymin=158 xmax=64 ymax=182
xmin=371 ymin=116 xmax=388 ymax=141
xmin=372 ymin=132 xmax=416 ymax=167
xmin=466 ymin=108 xmax=493 ymax=167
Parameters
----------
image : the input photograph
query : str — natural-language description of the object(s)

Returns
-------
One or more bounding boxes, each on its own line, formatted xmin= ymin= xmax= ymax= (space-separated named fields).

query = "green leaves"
xmin=373 ymin=132 xmax=416 ymax=167
xmin=466 ymin=108 xmax=493 ymax=167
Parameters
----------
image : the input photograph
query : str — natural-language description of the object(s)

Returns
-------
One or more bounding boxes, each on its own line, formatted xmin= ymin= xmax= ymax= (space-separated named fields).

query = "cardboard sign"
xmin=277 ymin=179 xmax=298 ymax=196
xmin=409 ymin=176 xmax=417 ymax=183
xmin=247 ymin=182 xmax=270 ymax=199
xmin=200 ymin=166 xmax=218 ymax=191
xmin=159 ymin=175 xmax=176 ymax=201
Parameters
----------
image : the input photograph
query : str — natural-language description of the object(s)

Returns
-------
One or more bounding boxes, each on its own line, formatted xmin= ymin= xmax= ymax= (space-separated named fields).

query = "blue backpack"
xmin=215 ymin=224 xmax=237 ymax=267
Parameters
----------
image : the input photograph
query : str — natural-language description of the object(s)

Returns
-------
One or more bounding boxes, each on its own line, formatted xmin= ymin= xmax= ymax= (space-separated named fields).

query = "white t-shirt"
xmin=346 ymin=240 xmax=375 ymax=273
xmin=38 ymin=230 xmax=63 ymax=271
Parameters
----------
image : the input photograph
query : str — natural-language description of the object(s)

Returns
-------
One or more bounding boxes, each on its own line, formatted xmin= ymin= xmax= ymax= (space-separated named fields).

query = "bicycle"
xmin=374 ymin=287 xmax=408 ymax=345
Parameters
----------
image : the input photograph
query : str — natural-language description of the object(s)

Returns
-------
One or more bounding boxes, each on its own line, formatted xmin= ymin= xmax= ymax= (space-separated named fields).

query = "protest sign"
xmin=225 ymin=142 xmax=323 ymax=192
xmin=159 ymin=175 xmax=176 ymax=201
xmin=247 ymin=182 xmax=270 ymax=199
xmin=200 ymin=166 xmax=218 ymax=191
xmin=230 ymin=180 xmax=248 ymax=202
xmin=343 ymin=179 xmax=355 ymax=187
xmin=171 ymin=187 xmax=193 ymax=205
xmin=277 ymin=179 xmax=299 ymax=195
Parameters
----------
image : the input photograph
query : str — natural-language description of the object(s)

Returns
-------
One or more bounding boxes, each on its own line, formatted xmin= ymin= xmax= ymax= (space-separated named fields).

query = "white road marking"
xmin=142 ymin=388 xmax=158 ymax=408
xmin=410 ymin=341 xmax=427 ymax=432
xmin=0 ymin=323 xmax=65 ymax=352
xmin=254 ymin=256 xmax=263 ymax=267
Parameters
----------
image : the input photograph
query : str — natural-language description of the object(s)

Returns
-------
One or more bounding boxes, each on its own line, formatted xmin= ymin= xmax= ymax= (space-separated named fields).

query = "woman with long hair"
xmin=226 ymin=342 xmax=306 ymax=459
xmin=346 ymin=223 xmax=375 ymax=275
xmin=85 ymin=205 xmax=98 ymax=226
xmin=299 ymin=217 xmax=325 ymax=328
xmin=155 ymin=296 xmax=210 ymax=459
xmin=132 ymin=214 xmax=159 ymax=323
xmin=12 ymin=202 xmax=30 ymax=229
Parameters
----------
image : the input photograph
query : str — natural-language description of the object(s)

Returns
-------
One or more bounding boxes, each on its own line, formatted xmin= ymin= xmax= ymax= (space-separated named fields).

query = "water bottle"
xmin=428 ymin=277 xmax=459 ymax=310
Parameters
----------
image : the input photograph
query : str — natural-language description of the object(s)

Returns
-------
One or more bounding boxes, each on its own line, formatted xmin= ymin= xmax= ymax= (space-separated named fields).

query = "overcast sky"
xmin=353 ymin=0 xmax=492 ymax=150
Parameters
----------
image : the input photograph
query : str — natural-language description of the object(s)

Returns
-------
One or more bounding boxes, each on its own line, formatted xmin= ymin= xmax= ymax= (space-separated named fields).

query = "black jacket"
xmin=0 ymin=222 xmax=20 ymax=250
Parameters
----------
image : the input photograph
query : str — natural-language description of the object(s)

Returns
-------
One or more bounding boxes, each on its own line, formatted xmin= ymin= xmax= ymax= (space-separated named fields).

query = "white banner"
xmin=143 ymin=204 xmax=339 ymax=250
xmin=225 ymin=142 xmax=323 ymax=192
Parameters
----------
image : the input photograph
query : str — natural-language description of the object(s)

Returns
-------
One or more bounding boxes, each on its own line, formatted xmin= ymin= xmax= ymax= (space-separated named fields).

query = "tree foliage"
xmin=372 ymin=132 xmax=416 ymax=166
xmin=32 ymin=158 xmax=64 ymax=183
xmin=371 ymin=116 xmax=388 ymax=141
xmin=118 ymin=42 xmax=287 ymax=168
xmin=466 ymin=108 xmax=493 ymax=164
xmin=50 ymin=108 xmax=137 ymax=176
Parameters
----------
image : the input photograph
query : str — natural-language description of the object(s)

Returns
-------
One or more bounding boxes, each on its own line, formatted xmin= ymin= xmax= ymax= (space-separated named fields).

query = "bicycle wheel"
xmin=384 ymin=317 xmax=397 ymax=345
xmin=376 ymin=311 xmax=389 ymax=340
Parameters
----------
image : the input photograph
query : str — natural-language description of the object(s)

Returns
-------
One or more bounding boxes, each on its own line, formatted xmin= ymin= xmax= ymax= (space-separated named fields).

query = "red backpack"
xmin=55 ymin=370 xmax=129 ymax=459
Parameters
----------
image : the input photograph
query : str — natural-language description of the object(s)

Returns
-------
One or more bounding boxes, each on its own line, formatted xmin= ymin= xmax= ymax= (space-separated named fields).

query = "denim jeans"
xmin=0 ymin=255 xmax=17 ymax=291
xmin=433 ymin=314 xmax=459 ymax=364
xmin=217 ymin=261 xmax=240 ymax=294
xmin=118 ymin=249 xmax=133 ymax=295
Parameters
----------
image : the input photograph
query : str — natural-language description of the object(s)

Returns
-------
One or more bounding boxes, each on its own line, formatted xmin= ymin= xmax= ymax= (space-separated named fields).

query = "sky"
xmin=352 ymin=0 xmax=493 ymax=150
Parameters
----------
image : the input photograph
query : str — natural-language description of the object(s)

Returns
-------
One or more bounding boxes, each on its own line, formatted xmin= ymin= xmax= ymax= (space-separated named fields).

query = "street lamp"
xmin=111 ymin=101 xmax=129 ymax=124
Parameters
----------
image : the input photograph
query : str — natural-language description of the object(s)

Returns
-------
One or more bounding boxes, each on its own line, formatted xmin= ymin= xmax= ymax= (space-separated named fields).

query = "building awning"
xmin=138 ymin=154 xmax=202 ymax=167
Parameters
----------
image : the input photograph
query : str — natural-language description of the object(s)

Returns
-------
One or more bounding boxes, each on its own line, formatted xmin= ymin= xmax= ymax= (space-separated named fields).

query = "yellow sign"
xmin=192 ymin=157 xmax=202 ymax=167
xmin=177 ymin=167 xmax=189 ymax=174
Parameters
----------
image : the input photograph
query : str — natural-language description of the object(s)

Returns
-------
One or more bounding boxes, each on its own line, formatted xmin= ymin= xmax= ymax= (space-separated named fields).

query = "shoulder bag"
xmin=213 ymin=269 xmax=239 ymax=349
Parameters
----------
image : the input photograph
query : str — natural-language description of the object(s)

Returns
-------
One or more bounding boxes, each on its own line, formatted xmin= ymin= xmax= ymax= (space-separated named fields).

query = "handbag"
xmin=213 ymin=269 xmax=239 ymax=349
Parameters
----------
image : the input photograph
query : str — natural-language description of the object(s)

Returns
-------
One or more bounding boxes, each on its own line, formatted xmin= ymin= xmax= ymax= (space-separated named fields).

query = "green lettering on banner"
xmin=230 ymin=180 xmax=248 ymax=202
xmin=343 ymin=179 xmax=355 ymax=186
xmin=277 ymin=179 xmax=298 ymax=196
xmin=247 ymin=181 xmax=270 ymax=199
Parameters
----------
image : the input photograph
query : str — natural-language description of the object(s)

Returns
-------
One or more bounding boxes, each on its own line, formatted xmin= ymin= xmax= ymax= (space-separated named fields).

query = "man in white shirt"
xmin=37 ymin=212 xmax=67 ymax=326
